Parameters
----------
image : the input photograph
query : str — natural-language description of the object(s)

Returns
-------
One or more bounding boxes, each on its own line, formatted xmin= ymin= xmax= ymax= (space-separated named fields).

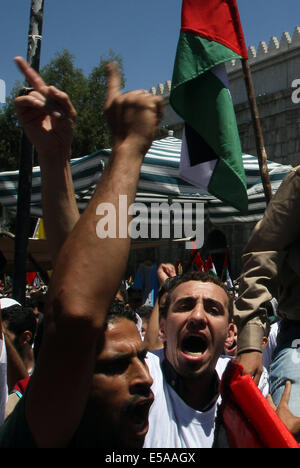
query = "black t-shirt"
xmin=0 ymin=395 xmax=36 ymax=448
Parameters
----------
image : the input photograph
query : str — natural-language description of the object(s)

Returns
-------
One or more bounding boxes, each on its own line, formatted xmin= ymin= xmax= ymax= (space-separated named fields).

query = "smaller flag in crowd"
xmin=204 ymin=254 xmax=217 ymax=277
xmin=190 ymin=242 xmax=234 ymax=291
xmin=26 ymin=218 xmax=46 ymax=286
xmin=222 ymin=246 xmax=234 ymax=290
xmin=193 ymin=252 xmax=205 ymax=272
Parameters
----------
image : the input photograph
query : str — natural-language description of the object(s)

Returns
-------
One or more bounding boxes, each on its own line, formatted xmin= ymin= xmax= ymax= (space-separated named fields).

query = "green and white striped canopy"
xmin=0 ymin=136 xmax=292 ymax=224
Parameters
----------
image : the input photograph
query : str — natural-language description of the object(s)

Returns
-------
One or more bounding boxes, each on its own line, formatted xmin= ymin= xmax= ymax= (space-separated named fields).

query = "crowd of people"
xmin=0 ymin=56 xmax=300 ymax=448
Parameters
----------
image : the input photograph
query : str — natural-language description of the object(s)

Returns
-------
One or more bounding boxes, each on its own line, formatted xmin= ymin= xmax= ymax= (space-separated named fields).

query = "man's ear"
xmin=158 ymin=317 xmax=167 ymax=343
xmin=21 ymin=330 xmax=33 ymax=346
xmin=224 ymin=322 xmax=236 ymax=349
xmin=262 ymin=336 xmax=268 ymax=350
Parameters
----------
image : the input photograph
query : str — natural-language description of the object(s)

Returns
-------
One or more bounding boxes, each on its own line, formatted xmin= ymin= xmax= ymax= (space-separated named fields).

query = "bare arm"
xmin=267 ymin=382 xmax=300 ymax=438
xmin=14 ymin=59 xmax=163 ymax=447
xmin=14 ymin=57 xmax=79 ymax=265
xmin=144 ymin=263 xmax=176 ymax=351
xmin=2 ymin=332 xmax=28 ymax=393
xmin=143 ymin=298 xmax=163 ymax=351
xmin=235 ymin=167 xmax=300 ymax=383
xmin=38 ymin=157 xmax=80 ymax=265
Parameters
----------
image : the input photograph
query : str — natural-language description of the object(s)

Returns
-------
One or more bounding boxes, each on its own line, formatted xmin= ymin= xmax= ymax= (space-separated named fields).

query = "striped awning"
xmin=207 ymin=164 xmax=292 ymax=224
xmin=0 ymin=136 xmax=292 ymax=224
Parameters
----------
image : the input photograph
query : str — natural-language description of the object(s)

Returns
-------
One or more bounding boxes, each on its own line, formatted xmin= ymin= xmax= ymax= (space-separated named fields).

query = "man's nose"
xmin=130 ymin=360 xmax=153 ymax=396
xmin=186 ymin=303 xmax=207 ymax=331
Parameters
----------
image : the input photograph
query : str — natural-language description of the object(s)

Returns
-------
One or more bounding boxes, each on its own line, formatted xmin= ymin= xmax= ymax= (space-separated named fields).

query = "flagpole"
xmin=241 ymin=58 xmax=273 ymax=204
xmin=12 ymin=0 xmax=45 ymax=305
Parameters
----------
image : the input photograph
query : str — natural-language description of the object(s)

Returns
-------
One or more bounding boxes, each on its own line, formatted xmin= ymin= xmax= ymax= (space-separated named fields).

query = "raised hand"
xmin=105 ymin=62 xmax=163 ymax=156
xmin=14 ymin=56 xmax=77 ymax=158
xmin=157 ymin=263 xmax=177 ymax=287
xmin=267 ymin=381 xmax=300 ymax=437
xmin=236 ymin=351 xmax=263 ymax=386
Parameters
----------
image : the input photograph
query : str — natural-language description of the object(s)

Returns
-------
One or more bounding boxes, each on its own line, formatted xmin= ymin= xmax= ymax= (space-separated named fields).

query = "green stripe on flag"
xmin=171 ymin=32 xmax=241 ymax=85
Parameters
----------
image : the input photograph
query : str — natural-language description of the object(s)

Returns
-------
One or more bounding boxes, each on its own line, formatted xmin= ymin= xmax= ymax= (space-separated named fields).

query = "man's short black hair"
xmin=158 ymin=276 xmax=181 ymax=304
xmin=117 ymin=282 xmax=128 ymax=304
xmin=105 ymin=300 xmax=137 ymax=327
xmin=1 ymin=305 xmax=37 ymax=345
xmin=127 ymin=287 xmax=143 ymax=298
xmin=136 ymin=305 xmax=153 ymax=322
xmin=159 ymin=271 xmax=233 ymax=322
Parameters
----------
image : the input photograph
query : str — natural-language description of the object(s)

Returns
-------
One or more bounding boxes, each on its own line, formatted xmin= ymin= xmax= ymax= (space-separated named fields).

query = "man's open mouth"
xmin=129 ymin=397 xmax=154 ymax=433
xmin=181 ymin=334 xmax=208 ymax=356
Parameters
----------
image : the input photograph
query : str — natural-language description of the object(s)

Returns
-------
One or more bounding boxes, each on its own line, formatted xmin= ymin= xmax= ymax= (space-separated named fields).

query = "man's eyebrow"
xmin=172 ymin=296 xmax=197 ymax=306
xmin=172 ymin=295 xmax=225 ymax=309
xmin=102 ymin=345 xmax=149 ymax=362
xmin=204 ymin=297 xmax=224 ymax=306
xmin=203 ymin=297 xmax=228 ymax=315
xmin=100 ymin=352 xmax=132 ymax=363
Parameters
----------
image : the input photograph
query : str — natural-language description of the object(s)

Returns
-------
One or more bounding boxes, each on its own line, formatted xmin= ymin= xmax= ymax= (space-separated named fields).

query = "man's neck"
xmin=181 ymin=374 xmax=220 ymax=411
xmin=163 ymin=357 xmax=220 ymax=411
xmin=22 ymin=348 xmax=34 ymax=374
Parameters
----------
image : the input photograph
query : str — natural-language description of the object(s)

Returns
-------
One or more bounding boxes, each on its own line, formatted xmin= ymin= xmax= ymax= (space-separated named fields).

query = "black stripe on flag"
xmin=185 ymin=123 xmax=218 ymax=166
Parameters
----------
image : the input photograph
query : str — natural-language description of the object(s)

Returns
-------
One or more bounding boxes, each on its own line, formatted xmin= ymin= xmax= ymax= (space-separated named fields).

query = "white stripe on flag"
xmin=211 ymin=63 xmax=229 ymax=89
xmin=179 ymin=126 xmax=217 ymax=190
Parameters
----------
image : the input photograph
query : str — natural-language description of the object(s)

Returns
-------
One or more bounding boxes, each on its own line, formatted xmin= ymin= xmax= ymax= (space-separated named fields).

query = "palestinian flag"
xmin=222 ymin=246 xmax=234 ymax=289
xmin=170 ymin=0 xmax=248 ymax=213
xmin=28 ymin=218 xmax=46 ymax=286
xmin=204 ymin=254 xmax=218 ymax=277
xmin=190 ymin=243 xmax=204 ymax=271
xmin=193 ymin=252 xmax=204 ymax=271
xmin=220 ymin=360 xmax=300 ymax=448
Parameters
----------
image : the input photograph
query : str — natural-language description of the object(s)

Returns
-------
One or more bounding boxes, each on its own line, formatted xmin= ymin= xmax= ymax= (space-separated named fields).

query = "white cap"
xmin=0 ymin=298 xmax=21 ymax=309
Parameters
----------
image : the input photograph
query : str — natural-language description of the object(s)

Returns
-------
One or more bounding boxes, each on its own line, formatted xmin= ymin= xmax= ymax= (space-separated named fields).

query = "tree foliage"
xmin=0 ymin=84 xmax=23 ymax=171
xmin=0 ymin=49 xmax=125 ymax=170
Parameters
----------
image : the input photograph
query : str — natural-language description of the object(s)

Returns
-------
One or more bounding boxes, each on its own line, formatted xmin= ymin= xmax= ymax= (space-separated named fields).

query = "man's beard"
xmin=71 ymin=404 xmax=124 ymax=448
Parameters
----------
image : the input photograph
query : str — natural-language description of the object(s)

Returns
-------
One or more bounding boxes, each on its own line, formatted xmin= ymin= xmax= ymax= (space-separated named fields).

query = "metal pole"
xmin=12 ymin=0 xmax=45 ymax=304
xmin=241 ymin=58 xmax=273 ymax=204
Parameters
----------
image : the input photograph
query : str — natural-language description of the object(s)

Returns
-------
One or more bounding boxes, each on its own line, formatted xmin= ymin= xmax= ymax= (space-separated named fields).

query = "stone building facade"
xmin=144 ymin=27 xmax=300 ymax=279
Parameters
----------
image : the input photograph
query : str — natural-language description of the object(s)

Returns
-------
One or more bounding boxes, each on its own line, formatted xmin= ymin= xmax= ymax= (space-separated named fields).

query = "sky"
xmin=1 ymin=0 xmax=300 ymax=100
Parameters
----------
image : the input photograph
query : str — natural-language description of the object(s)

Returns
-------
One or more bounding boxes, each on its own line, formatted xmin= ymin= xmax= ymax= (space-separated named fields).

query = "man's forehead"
xmin=106 ymin=317 xmax=140 ymax=337
xmin=170 ymin=280 xmax=228 ymax=304
xmin=100 ymin=318 xmax=144 ymax=356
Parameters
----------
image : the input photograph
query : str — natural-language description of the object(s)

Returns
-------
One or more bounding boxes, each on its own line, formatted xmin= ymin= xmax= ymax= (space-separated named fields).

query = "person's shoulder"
xmin=146 ymin=348 xmax=164 ymax=367
xmin=146 ymin=349 xmax=165 ymax=385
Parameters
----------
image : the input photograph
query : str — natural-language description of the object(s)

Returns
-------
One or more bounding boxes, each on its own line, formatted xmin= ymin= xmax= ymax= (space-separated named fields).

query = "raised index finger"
xmin=105 ymin=61 xmax=121 ymax=108
xmin=281 ymin=380 xmax=292 ymax=404
xmin=14 ymin=56 xmax=49 ymax=96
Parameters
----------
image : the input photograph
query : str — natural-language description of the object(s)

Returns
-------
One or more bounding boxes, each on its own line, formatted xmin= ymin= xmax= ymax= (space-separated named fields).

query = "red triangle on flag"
xmin=181 ymin=0 xmax=248 ymax=59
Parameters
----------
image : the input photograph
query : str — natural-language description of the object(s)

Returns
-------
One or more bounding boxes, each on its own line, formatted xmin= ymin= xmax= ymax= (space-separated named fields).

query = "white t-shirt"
xmin=144 ymin=350 xmax=269 ymax=448
xmin=263 ymin=322 xmax=280 ymax=371
xmin=0 ymin=334 xmax=8 ymax=426
xmin=144 ymin=350 xmax=231 ymax=448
